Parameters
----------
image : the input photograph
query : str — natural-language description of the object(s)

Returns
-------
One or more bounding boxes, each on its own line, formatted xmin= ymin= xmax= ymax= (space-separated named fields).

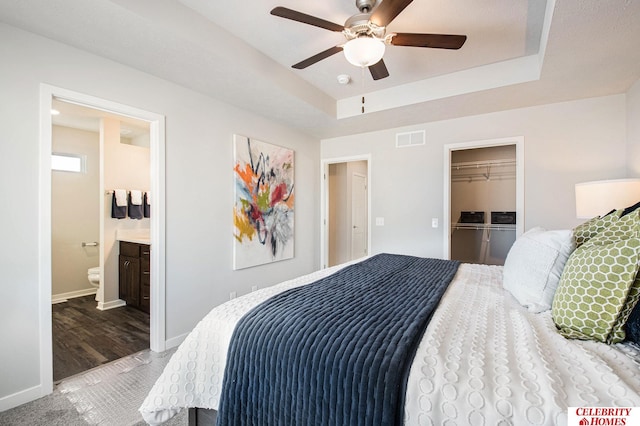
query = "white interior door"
xmin=351 ymin=172 xmax=367 ymax=260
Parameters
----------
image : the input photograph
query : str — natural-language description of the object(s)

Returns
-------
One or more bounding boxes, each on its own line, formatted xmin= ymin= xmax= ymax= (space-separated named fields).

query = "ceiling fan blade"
xmin=271 ymin=7 xmax=344 ymax=32
xmin=391 ymin=33 xmax=467 ymax=49
xmin=370 ymin=0 xmax=414 ymax=27
xmin=369 ymin=59 xmax=389 ymax=80
xmin=292 ymin=45 xmax=344 ymax=69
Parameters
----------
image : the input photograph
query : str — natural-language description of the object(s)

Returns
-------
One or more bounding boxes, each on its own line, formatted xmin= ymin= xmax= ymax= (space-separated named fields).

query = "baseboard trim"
xmin=165 ymin=332 xmax=188 ymax=350
xmin=51 ymin=288 xmax=97 ymax=304
xmin=97 ymin=299 xmax=126 ymax=311
xmin=0 ymin=383 xmax=44 ymax=412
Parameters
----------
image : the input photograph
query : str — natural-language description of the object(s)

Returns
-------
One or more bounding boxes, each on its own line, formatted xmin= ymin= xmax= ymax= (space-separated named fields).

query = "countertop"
xmin=116 ymin=229 xmax=150 ymax=245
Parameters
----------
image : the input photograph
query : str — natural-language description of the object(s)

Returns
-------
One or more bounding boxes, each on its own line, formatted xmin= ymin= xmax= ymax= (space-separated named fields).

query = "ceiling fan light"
xmin=343 ymin=37 xmax=385 ymax=67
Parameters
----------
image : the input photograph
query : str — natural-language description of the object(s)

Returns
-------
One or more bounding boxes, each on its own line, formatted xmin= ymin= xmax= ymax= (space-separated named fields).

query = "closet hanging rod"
xmin=451 ymin=224 xmax=516 ymax=231
xmin=104 ymin=190 xmax=149 ymax=195
xmin=451 ymin=159 xmax=516 ymax=170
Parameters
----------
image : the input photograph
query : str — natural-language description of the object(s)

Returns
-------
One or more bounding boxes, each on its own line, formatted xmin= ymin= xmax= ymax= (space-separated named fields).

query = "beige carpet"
xmin=0 ymin=348 xmax=187 ymax=426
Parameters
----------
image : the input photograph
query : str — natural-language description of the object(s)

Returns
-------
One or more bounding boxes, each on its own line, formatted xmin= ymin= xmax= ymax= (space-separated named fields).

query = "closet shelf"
xmin=451 ymin=171 xmax=514 ymax=183
xmin=451 ymin=223 xmax=516 ymax=231
xmin=451 ymin=158 xmax=516 ymax=182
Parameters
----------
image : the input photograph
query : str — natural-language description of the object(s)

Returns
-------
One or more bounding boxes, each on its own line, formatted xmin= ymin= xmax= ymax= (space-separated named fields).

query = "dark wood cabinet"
xmin=119 ymin=255 xmax=140 ymax=306
xmin=140 ymin=244 xmax=151 ymax=313
xmin=119 ymin=241 xmax=150 ymax=314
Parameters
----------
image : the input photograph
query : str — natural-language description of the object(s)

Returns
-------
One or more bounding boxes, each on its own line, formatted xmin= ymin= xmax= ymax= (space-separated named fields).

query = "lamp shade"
xmin=575 ymin=178 xmax=640 ymax=218
xmin=343 ymin=37 xmax=385 ymax=67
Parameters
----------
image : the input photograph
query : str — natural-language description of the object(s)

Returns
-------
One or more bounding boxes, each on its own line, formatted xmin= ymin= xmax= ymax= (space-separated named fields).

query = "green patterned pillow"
xmin=572 ymin=210 xmax=621 ymax=248
xmin=604 ymin=211 xmax=640 ymax=342
xmin=552 ymin=210 xmax=640 ymax=343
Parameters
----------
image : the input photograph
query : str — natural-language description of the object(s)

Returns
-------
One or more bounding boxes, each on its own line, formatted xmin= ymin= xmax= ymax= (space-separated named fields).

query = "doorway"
xmin=39 ymin=85 xmax=166 ymax=394
xmin=51 ymin=99 xmax=153 ymax=381
xmin=321 ymin=156 xmax=371 ymax=269
xmin=443 ymin=137 xmax=525 ymax=261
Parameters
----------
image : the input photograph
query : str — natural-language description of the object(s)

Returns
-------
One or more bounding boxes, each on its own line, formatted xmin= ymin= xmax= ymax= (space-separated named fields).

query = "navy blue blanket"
xmin=216 ymin=254 xmax=460 ymax=426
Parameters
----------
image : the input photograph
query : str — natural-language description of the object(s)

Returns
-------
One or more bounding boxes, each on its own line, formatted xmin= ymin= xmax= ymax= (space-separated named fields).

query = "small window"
xmin=51 ymin=153 xmax=84 ymax=173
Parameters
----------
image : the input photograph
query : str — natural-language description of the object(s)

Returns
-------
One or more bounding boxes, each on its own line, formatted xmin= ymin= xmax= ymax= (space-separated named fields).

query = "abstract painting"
xmin=233 ymin=134 xmax=295 ymax=269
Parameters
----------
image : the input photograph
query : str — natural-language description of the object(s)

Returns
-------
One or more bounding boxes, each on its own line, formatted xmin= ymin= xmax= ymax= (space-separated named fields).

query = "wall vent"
xmin=396 ymin=130 xmax=425 ymax=148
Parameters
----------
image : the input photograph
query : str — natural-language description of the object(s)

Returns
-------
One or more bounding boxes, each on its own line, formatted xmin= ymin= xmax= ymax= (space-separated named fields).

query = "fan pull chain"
xmin=361 ymin=66 xmax=365 ymax=114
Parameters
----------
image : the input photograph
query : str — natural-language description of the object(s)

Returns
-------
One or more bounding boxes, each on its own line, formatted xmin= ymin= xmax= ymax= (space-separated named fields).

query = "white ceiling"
xmin=180 ymin=0 xmax=544 ymax=99
xmin=1 ymin=0 xmax=639 ymax=139
xmin=51 ymin=99 xmax=150 ymax=138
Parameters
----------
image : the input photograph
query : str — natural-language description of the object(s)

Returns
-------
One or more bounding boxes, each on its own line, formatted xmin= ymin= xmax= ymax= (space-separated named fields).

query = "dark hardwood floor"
xmin=52 ymin=295 xmax=150 ymax=382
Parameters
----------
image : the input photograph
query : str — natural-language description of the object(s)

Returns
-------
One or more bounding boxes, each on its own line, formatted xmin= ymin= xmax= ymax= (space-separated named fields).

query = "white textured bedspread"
xmin=140 ymin=262 xmax=640 ymax=425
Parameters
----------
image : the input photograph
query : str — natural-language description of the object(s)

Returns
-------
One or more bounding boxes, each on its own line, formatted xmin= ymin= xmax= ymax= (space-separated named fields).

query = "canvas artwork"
xmin=233 ymin=135 xmax=295 ymax=270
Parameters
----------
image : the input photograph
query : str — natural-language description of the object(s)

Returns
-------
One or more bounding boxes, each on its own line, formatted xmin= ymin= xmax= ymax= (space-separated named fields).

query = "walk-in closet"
xmin=450 ymin=145 xmax=517 ymax=265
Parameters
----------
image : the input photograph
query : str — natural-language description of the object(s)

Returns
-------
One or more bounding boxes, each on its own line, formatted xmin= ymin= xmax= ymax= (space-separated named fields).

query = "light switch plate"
xmin=376 ymin=217 xmax=384 ymax=226
xmin=432 ymin=218 xmax=439 ymax=228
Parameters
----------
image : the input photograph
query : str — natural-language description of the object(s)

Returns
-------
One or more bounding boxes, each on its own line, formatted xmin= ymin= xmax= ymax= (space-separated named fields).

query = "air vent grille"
xmin=396 ymin=130 xmax=425 ymax=148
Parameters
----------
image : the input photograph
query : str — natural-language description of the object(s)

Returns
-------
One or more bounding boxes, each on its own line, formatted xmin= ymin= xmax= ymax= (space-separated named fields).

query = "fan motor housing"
xmin=344 ymin=13 xmax=386 ymax=40
xmin=355 ymin=0 xmax=376 ymax=13
xmin=345 ymin=13 xmax=372 ymax=31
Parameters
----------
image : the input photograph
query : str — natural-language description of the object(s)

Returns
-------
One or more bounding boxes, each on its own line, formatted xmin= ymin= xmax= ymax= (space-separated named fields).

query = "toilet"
xmin=87 ymin=266 xmax=101 ymax=289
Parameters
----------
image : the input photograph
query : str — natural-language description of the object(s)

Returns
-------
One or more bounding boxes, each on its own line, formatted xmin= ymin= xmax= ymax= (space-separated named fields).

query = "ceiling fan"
xmin=270 ymin=0 xmax=467 ymax=81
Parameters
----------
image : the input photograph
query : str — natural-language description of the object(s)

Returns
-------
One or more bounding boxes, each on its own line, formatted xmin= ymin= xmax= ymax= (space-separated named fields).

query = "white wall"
xmin=322 ymin=95 xmax=627 ymax=259
xmin=0 ymin=23 xmax=319 ymax=408
xmin=627 ymin=78 xmax=640 ymax=177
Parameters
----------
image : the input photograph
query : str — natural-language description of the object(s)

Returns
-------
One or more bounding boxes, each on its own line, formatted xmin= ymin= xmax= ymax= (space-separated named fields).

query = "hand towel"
xmin=114 ymin=189 xmax=128 ymax=207
xmin=144 ymin=191 xmax=151 ymax=218
xmin=111 ymin=193 xmax=126 ymax=219
xmin=128 ymin=190 xmax=143 ymax=220
xmin=130 ymin=190 xmax=143 ymax=206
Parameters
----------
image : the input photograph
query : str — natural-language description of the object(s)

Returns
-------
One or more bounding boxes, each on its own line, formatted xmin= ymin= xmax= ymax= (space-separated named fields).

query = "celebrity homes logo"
xmin=568 ymin=407 xmax=639 ymax=425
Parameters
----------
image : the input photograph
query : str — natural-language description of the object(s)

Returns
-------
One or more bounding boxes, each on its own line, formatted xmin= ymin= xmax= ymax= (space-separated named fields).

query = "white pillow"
xmin=502 ymin=227 xmax=576 ymax=313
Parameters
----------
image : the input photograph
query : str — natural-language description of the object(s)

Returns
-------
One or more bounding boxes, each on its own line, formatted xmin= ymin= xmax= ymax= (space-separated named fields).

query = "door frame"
xmin=39 ymin=84 xmax=166 ymax=395
xmin=321 ymin=155 xmax=372 ymax=269
xmin=443 ymin=136 xmax=525 ymax=260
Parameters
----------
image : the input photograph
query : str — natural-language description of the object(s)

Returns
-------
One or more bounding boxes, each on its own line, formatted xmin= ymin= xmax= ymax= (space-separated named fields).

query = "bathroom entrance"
xmin=41 ymin=86 xmax=166 ymax=389
xmin=50 ymin=99 xmax=152 ymax=381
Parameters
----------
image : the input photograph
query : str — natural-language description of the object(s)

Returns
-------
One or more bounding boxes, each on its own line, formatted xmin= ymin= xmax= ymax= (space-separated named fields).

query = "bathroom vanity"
xmin=119 ymin=241 xmax=150 ymax=314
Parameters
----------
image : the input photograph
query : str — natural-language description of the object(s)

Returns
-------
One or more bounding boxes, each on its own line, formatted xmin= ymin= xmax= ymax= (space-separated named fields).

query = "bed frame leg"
xmin=188 ymin=408 xmax=198 ymax=426
xmin=188 ymin=407 xmax=217 ymax=425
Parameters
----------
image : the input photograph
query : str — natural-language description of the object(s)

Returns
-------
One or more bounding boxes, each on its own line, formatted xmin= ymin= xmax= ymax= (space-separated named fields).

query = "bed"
xmin=140 ymin=210 xmax=640 ymax=426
